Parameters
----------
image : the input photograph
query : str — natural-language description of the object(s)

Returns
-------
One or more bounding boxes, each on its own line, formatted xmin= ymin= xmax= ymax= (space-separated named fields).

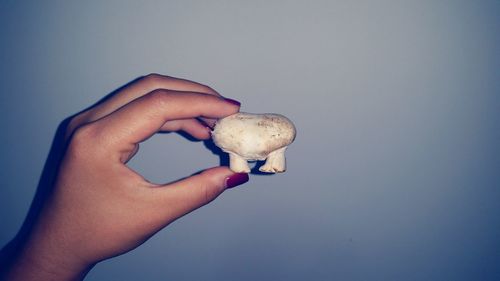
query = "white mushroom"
xmin=212 ymin=112 xmax=296 ymax=173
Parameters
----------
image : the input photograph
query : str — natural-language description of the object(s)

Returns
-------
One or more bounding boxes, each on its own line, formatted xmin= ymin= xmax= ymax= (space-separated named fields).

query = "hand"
xmin=2 ymin=74 xmax=249 ymax=281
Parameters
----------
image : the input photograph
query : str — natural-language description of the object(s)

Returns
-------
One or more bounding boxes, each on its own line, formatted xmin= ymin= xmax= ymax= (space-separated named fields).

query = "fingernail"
xmin=225 ymin=173 xmax=249 ymax=189
xmin=224 ymin=98 xmax=241 ymax=107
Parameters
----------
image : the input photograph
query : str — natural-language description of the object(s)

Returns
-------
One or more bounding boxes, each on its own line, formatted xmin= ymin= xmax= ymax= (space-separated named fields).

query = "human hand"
xmin=3 ymin=74 xmax=249 ymax=281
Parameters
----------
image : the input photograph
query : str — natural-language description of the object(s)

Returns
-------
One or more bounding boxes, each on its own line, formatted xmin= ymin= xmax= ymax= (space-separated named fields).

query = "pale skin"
xmin=0 ymin=74 xmax=249 ymax=281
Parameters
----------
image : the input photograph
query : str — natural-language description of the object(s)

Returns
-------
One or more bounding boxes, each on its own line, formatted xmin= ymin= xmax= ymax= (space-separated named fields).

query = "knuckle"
xmin=74 ymin=122 xmax=97 ymax=139
xmin=67 ymin=124 xmax=99 ymax=157
xmin=201 ymin=183 xmax=213 ymax=205
xmin=200 ymin=175 xmax=222 ymax=204
xmin=147 ymin=89 xmax=176 ymax=108
xmin=65 ymin=113 xmax=87 ymax=137
xmin=144 ymin=72 xmax=161 ymax=80
xmin=142 ymin=73 xmax=168 ymax=88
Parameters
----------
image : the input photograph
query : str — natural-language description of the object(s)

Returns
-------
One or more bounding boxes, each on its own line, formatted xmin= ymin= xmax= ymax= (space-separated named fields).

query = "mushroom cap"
xmin=212 ymin=112 xmax=296 ymax=160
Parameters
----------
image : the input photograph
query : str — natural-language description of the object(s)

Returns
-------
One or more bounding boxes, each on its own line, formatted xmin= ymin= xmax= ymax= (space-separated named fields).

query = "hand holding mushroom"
xmin=212 ymin=113 xmax=296 ymax=173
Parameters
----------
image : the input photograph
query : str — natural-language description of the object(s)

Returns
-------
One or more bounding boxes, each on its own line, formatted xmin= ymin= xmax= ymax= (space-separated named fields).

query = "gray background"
xmin=1 ymin=0 xmax=499 ymax=280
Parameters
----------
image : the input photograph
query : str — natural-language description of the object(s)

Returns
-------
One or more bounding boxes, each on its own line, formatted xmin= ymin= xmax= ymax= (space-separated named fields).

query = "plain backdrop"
xmin=1 ymin=1 xmax=499 ymax=280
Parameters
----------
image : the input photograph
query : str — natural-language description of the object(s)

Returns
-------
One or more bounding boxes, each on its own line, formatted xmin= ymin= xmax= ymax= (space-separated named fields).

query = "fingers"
xmin=90 ymin=90 xmax=239 ymax=151
xmin=89 ymin=74 xmax=221 ymax=120
xmin=152 ymin=167 xmax=249 ymax=220
xmin=160 ymin=119 xmax=212 ymax=140
xmin=67 ymin=74 xmax=222 ymax=136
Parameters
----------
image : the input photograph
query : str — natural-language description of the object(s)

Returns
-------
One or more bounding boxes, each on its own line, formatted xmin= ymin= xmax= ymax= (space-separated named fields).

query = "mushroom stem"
xmin=229 ymin=153 xmax=251 ymax=173
xmin=259 ymin=147 xmax=287 ymax=173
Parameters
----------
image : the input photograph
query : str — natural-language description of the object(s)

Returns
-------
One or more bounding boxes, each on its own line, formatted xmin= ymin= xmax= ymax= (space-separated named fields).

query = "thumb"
xmin=157 ymin=167 xmax=249 ymax=220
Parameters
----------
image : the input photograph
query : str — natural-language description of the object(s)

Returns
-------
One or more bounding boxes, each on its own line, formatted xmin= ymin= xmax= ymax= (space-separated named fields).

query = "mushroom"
xmin=212 ymin=112 xmax=296 ymax=173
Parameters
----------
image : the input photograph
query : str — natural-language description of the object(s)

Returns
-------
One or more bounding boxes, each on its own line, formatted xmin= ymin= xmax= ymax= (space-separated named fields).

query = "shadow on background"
xmin=0 ymin=117 xmax=71 ymax=276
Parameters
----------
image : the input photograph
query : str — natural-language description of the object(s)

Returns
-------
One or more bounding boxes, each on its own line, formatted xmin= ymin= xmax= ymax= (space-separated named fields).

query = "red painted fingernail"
xmin=225 ymin=173 xmax=249 ymax=189
xmin=224 ymin=98 xmax=241 ymax=107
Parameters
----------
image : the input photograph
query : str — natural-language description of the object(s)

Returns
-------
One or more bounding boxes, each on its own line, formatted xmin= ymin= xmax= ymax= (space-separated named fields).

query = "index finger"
xmin=90 ymin=90 xmax=240 ymax=150
xmin=68 ymin=74 xmax=222 ymax=136
xmin=87 ymin=73 xmax=222 ymax=120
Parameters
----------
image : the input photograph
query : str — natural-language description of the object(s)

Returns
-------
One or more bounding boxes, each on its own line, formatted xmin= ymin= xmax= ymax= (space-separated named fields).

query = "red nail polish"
xmin=224 ymin=98 xmax=241 ymax=107
xmin=225 ymin=173 xmax=249 ymax=189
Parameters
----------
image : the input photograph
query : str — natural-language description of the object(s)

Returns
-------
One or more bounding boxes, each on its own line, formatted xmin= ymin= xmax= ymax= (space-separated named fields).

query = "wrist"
xmin=3 ymin=237 xmax=94 ymax=281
